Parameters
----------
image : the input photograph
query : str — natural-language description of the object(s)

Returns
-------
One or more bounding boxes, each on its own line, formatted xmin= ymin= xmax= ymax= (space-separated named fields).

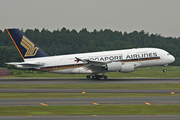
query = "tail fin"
xmin=6 ymin=29 xmax=49 ymax=59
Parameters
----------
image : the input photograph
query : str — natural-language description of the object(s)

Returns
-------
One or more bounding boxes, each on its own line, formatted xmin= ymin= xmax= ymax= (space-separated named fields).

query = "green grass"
xmin=1 ymin=105 xmax=180 ymax=115
xmin=0 ymin=83 xmax=180 ymax=89
xmin=0 ymin=66 xmax=180 ymax=78
xmin=0 ymin=93 xmax=179 ymax=99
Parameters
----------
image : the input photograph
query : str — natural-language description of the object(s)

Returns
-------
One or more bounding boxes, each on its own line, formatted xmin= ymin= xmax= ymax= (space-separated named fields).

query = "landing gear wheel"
xmin=96 ymin=76 xmax=101 ymax=80
xmin=104 ymin=76 xmax=108 ymax=79
xmin=89 ymin=75 xmax=93 ymax=79
xmin=163 ymin=64 xmax=168 ymax=73
xmin=86 ymin=75 xmax=90 ymax=79
xmin=86 ymin=74 xmax=108 ymax=80
xmin=163 ymin=69 xmax=167 ymax=73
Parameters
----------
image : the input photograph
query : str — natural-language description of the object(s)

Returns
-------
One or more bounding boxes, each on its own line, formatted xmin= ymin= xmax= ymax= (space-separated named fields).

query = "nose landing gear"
xmin=163 ymin=64 xmax=168 ymax=73
xmin=163 ymin=69 xmax=167 ymax=73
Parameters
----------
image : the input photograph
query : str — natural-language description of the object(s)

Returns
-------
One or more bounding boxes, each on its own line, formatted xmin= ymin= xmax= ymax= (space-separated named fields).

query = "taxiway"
xmin=1 ymin=96 xmax=180 ymax=106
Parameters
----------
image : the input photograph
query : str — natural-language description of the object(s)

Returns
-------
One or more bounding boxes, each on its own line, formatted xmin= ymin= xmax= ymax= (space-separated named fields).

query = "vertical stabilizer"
xmin=6 ymin=29 xmax=49 ymax=59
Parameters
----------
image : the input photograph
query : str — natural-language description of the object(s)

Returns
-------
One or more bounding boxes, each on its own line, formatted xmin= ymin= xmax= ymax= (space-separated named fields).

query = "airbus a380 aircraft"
xmin=6 ymin=29 xmax=175 ymax=79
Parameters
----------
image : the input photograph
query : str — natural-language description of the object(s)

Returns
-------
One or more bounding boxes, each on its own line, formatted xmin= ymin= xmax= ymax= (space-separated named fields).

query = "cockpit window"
xmin=167 ymin=54 xmax=170 ymax=55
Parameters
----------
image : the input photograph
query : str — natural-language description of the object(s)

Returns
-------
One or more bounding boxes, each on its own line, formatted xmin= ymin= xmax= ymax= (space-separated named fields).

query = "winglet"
xmin=6 ymin=29 xmax=49 ymax=59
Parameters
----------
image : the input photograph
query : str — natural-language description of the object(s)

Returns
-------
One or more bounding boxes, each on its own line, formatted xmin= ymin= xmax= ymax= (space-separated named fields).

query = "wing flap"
xmin=75 ymin=57 xmax=111 ymax=73
xmin=83 ymin=65 xmax=104 ymax=73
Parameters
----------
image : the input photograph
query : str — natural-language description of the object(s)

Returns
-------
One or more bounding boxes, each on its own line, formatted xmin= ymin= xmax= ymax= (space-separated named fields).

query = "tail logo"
xmin=20 ymin=36 xmax=39 ymax=57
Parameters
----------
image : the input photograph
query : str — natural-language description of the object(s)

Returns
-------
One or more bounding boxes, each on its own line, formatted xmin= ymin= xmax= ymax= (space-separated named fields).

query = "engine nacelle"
xmin=106 ymin=62 xmax=122 ymax=72
xmin=106 ymin=62 xmax=134 ymax=73
xmin=120 ymin=63 xmax=134 ymax=73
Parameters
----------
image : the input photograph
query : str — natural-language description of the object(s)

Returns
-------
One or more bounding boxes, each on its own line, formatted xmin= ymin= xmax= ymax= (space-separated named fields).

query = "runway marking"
xmin=82 ymin=91 xmax=86 ymax=94
xmin=40 ymin=103 xmax=48 ymax=106
xmin=93 ymin=102 xmax=99 ymax=105
xmin=145 ymin=102 xmax=151 ymax=105
xmin=171 ymin=92 xmax=174 ymax=94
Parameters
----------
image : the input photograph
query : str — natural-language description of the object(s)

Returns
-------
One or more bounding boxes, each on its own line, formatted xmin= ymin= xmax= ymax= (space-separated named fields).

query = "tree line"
xmin=0 ymin=28 xmax=180 ymax=67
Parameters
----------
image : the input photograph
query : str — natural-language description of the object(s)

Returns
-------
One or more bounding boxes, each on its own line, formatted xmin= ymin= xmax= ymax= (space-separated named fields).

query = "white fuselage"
xmin=23 ymin=48 xmax=175 ymax=74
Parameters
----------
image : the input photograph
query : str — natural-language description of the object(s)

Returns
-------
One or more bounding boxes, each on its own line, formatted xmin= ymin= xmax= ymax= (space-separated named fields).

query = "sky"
xmin=0 ymin=0 xmax=180 ymax=37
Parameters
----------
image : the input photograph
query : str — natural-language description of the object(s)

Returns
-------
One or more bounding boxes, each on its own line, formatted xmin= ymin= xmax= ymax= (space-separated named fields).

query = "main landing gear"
xmin=163 ymin=64 xmax=168 ymax=73
xmin=86 ymin=74 xmax=108 ymax=80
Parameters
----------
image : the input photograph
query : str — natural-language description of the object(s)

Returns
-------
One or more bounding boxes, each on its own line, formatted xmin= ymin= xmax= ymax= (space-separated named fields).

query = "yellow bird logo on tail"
xmin=20 ymin=36 xmax=39 ymax=57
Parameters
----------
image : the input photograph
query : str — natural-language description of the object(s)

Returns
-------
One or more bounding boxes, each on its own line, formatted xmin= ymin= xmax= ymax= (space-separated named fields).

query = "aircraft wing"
xmin=75 ymin=57 xmax=112 ymax=73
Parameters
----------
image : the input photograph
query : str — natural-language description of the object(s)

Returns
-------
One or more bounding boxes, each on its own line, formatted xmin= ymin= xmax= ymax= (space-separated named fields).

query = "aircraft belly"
xmin=49 ymin=67 xmax=92 ymax=74
xmin=49 ymin=69 xmax=73 ymax=74
xmin=71 ymin=67 xmax=92 ymax=74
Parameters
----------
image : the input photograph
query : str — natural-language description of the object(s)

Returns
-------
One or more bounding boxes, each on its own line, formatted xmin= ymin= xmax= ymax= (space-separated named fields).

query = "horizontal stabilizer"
xmin=6 ymin=62 xmax=44 ymax=66
xmin=6 ymin=62 xmax=44 ymax=69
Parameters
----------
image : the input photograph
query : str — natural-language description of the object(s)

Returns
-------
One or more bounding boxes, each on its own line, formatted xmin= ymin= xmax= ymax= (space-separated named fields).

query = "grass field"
xmin=0 ymin=66 xmax=180 ymax=78
xmin=1 ymin=105 xmax=180 ymax=115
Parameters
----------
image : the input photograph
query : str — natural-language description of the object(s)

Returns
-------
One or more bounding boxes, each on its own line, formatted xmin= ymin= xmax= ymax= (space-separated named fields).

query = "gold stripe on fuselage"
xmin=39 ymin=57 xmax=160 ymax=72
xmin=122 ymin=57 xmax=160 ymax=62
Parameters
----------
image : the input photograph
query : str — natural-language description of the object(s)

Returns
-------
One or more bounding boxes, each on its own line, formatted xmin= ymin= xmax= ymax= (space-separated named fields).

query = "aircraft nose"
xmin=169 ymin=55 xmax=175 ymax=63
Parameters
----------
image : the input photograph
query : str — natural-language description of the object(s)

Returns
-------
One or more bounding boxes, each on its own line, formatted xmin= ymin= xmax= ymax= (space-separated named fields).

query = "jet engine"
xmin=105 ymin=62 xmax=122 ymax=72
xmin=106 ymin=62 xmax=134 ymax=73
xmin=120 ymin=63 xmax=134 ymax=73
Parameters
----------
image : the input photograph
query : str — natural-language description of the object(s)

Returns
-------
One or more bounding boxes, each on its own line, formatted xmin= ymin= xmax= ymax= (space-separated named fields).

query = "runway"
xmin=1 ymin=89 xmax=180 ymax=93
xmin=0 ymin=78 xmax=180 ymax=84
xmin=1 ymin=96 xmax=180 ymax=106
xmin=1 ymin=115 xmax=180 ymax=120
